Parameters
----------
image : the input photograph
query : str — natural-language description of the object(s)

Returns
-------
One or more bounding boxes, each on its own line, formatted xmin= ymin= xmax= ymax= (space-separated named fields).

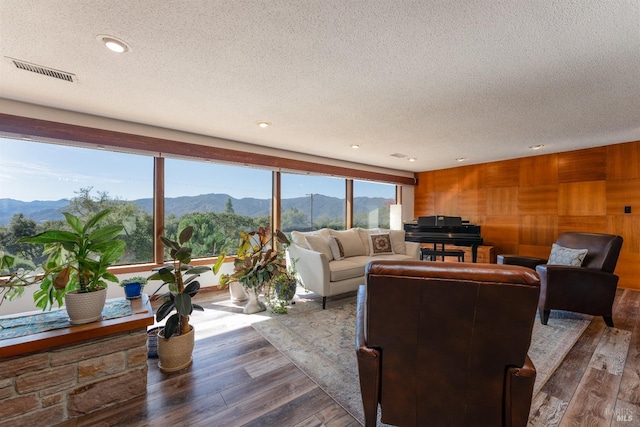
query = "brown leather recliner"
xmin=356 ymin=260 xmax=540 ymax=427
xmin=498 ymin=232 xmax=623 ymax=327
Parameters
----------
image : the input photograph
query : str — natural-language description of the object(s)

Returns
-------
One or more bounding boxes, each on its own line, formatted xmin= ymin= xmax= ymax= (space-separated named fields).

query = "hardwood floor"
xmin=60 ymin=288 xmax=640 ymax=427
xmin=60 ymin=289 xmax=361 ymax=427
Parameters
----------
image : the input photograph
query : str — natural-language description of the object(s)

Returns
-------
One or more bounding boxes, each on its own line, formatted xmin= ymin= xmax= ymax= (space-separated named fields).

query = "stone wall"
xmin=0 ymin=329 xmax=148 ymax=427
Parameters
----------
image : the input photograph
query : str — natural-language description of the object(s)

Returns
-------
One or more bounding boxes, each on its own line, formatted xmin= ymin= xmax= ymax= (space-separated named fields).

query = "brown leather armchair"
xmin=498 ymin=232 xmax=623 ymax=326
xmin=356 ymin=260 xmax=540 ymax=427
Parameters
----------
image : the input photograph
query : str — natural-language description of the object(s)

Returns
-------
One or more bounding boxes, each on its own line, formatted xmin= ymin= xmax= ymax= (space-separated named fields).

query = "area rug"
xmin=252 ymin=293 xmax=591 ymax=425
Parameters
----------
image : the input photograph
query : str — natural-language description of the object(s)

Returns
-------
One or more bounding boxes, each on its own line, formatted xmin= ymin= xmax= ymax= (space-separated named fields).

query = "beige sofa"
xmin=286 ymin=228 xmax=420 ymax=308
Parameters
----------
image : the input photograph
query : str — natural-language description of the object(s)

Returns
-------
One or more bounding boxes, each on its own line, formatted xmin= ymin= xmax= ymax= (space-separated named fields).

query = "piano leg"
xmin=472 ymin=245 xmax=478 ymax=263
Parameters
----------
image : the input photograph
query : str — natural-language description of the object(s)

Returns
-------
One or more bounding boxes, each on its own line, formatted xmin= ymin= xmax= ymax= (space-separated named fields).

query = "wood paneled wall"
xmin=414 ymin=140 xmax=640 ymax=290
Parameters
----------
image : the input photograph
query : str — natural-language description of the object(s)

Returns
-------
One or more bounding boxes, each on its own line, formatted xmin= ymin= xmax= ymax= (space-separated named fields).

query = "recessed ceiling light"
xmin=456 ymin=157 xmax=467 ymax=162
xmin=351 ymin=144 xmax=360 ymax=149
xmin=257 ymin=121 xmax=271 ymax=128
xmin=529 ymin=144 xmax=545 ymax=150
xmin=97 ymin=35 xmax=130 ymax=53
xmin=408 ymin=157 xmax=416 ymax=162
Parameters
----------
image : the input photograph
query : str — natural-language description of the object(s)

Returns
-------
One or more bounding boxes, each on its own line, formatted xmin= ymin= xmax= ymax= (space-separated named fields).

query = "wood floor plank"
xmin=190 ymin=374 xmax=319 ymax=427
xmin=242 ymin=387 xmax=335 ymax=427
xmin=528 ymin=391 xmax=568 ymax=427
xmin=618 ymin=291 xmax=640 ymax=406
xmin=589 ymin=327 xmax=632 ymax=375
xmin=312 ymin=402 xmax=363 ymax=427
xmin=221 ymin=362 xmax=305 ymax=407
xmin=561 ymin=367 xmax=622 ymax=426
xmin=540 ymin=317 xmax=606 ymax=402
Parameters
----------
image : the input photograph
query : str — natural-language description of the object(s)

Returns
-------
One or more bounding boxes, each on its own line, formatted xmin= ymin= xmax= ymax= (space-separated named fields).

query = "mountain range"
xmin=0 ymin=193 xmax=391 ymax=226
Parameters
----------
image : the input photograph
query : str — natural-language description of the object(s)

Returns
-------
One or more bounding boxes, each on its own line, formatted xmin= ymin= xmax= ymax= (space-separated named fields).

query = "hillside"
xmin=0 ymin=193 xmax=391 ymax=226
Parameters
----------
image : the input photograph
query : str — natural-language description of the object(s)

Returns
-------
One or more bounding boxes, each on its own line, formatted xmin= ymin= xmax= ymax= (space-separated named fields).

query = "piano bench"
xmin=420 ymin=248 xmax=465 ymax=262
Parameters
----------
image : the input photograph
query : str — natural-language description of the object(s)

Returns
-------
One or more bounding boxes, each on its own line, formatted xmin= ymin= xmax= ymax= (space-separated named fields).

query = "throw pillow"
xmin=388 ymin=229 xmax=407 ymax=255
xmin=368 ymin=233 xmax=394 ymax=256
xmin=328 ymin=236 xmax=345 ymax=260
xmin=329 ymin=229 xmax=366 ymax=257
xmin=547 ymin=243 xmax=588 ymax=266
xmin=305 ymin=234 xmax=333 ymax=261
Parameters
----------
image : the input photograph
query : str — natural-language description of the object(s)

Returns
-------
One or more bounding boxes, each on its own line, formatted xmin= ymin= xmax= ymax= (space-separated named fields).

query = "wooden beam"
xmin=0 ymin=113 xmax=415 ymax=185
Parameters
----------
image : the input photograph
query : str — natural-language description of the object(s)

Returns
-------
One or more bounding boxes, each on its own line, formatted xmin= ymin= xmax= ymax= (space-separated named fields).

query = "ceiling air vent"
xmin=390 ymin=153 xmax=408 ymax=159
xmin=7 ymin=57 xmax=76 ymax=82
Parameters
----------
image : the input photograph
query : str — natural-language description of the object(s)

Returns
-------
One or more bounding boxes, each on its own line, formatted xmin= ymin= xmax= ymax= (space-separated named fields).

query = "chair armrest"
xmin=356 ymin=285 xmax=381 ymax=427
xmin=535 ymin=264 xmax=620 ymax=314
xmin=498 ymin=254 xmax=547 ymax=270
xmin=286 ymin=244 xmax=331 ymax=296
xmin=504 ymin=354 xmax=536 ymax=427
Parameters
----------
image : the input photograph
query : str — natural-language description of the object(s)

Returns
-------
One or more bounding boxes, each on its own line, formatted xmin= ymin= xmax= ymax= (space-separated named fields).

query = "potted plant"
xmin=15 ymin=209 xmax=125 ymax=324
xmin=265 ymin=269 xmax=298 ymax=314
xmin=219 ymin=227 xmax=289 ymax=314
xmin=149 ymin=225 xmax=225 ymax=372
xmin=120 ymin=276 xmax=148 ymax=299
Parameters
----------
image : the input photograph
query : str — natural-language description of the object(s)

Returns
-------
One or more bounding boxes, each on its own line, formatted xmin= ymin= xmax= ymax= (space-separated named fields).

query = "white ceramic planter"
xmin=64 ymin=288 xmax=107 ymax=325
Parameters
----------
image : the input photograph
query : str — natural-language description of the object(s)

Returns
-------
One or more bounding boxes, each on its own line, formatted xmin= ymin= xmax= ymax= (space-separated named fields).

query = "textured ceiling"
xmin=1 ymin=1 xmax=639 ymax=173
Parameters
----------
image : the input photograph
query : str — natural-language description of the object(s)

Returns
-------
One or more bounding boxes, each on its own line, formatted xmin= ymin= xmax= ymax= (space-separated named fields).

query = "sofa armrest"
xmin=498 ymin=254 xmax=547 ymax=270
xmin=286 ymin=243 xmax=331 ymax=296
xmin=404 ymin=241 xmax=421 ymax=260
xmin=504 ymin=354 xmax=536 ymax=427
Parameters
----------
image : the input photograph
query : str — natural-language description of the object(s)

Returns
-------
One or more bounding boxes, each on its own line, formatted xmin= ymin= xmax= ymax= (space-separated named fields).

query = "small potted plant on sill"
xmin=10 ymin=209 xmax=125 ymax=324
xmin=120 ymin=276 xmax=148 ymax=300
xmin=149 ymin=225 xmax=225 ymax=372
xmin=219 ymin=227 xmax=289 ymax=314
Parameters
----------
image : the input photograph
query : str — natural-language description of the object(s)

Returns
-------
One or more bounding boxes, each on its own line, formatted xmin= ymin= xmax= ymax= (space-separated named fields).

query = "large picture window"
xmin=353 ymin=180 xmax=396 ymax=229
xmin=281 ymin=173 xmax=346 ymax=232
xmin=164 ymin=159 xmax=272 ymax=257
xmin=0 ymin=138 xmax=154 ymax=267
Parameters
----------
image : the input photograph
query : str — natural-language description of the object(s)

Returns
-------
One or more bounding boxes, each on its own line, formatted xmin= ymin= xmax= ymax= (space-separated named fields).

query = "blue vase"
xmin=123 ymin=282 xmax=143 ymax=299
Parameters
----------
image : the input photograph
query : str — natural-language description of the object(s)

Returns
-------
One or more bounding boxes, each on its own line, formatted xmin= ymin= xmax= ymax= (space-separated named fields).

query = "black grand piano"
xmin=404 ymin=215 xmax=483 ymax=262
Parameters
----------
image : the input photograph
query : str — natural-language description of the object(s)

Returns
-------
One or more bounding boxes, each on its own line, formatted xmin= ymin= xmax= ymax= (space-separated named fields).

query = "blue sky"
xmin=0 ymin=138 xmax=394 ymax=201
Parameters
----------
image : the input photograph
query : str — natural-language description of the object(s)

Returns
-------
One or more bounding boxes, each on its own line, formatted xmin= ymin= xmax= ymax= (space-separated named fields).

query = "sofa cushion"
xmin=329 ymin=229 xmax=366 ymax=257
xmin=368 ymin=233 xmax=394 ymax=255
xmin=329 ymin=258 xmax=369 ymax=282
xmin=305 ymin=234 xmax=333 ymax=261
xmin=291 ymin=229 xmax=330 ymax=249
xmin=329 ymin=236 xmax=345 ymax=260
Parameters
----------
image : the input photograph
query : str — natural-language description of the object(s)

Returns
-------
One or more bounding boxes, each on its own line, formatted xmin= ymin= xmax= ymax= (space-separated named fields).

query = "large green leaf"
xmin=174 ymin=292 xmax=193 ymax=316
xmin=88 ymin=225 xmax=125 ymax=244
xmin=18 ymin=230 xmax=77 ymax=245
xmin=92 ymin=240 xmax=126 ymax=263
xmin=153 ymin=267 xmax=176 ymax=284
xmin=160 ymin=236 xmax=180 ymax=251
xmin=83 ymin=209 xmax=112 ymax=233
xmin=162 ymin=314 xmax=180 ymax=338
xmin=184 ymin=280 xmax=200 ymax=297
xmin=156 ymin=299 xmax=175 ymax=322
xmin=185 ymin=266 xmax=209 ymax=276
xmin=63 ymin=212 xmax=83 ymax=235
xmin=179 ymin=226 xmax=193 ymax=244
xmin=175 ymin=247 xmax=192 ymax=263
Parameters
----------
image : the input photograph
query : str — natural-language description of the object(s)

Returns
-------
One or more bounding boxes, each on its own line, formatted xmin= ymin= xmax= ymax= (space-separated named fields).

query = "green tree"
xmin=225 ymin=198 xmax=235 ymax=214
xmin=281 ymin=207 xmax=309 ymax=232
